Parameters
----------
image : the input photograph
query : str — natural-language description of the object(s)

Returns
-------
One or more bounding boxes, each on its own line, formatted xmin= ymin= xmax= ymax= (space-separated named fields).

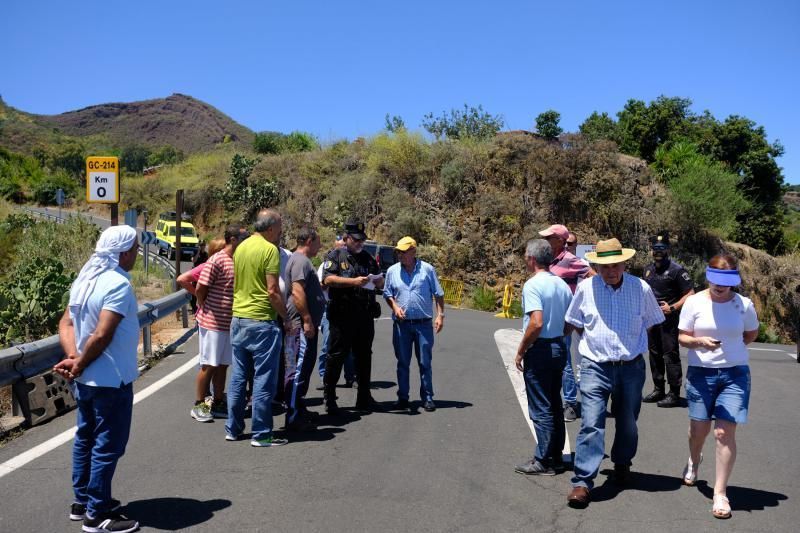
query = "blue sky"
xmin=2 ymin=1 xmax=798 ymax=183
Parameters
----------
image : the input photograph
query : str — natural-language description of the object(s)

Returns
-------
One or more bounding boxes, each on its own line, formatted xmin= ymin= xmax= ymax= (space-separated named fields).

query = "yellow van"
xmin=155 ymin=211 xmax=199 ymax=260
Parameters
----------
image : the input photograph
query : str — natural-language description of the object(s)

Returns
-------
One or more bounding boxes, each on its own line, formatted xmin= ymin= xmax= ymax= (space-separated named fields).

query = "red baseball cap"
xmin=538 ymin=224 xmax=570 ymax=241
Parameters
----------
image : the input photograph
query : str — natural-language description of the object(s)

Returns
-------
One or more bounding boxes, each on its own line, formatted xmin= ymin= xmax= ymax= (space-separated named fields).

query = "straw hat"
xmin=584 ymin=238 xmax=636 ymax=264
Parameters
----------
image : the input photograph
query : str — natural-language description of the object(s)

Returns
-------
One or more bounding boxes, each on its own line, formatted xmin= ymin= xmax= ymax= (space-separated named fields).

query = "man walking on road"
xmin=283 ymin=226 xmax=326 ymax=430
xmin=383 ymin=236 xmax=445 ymax=412
xmin=514 ymin=239 xmax=573 ymax=475
xmin=539 ymin=223 xmax=593 ymax=422
xmin=564 ymin=238 xmax=664 ymax=509
xmin=190 ymin=225 xmax=245 ymax=422
xmin=642 ymin=232 xmax=694 ymax=408
xmin=227 ymin=209 xmax=289 ymax=447
xmin=55 ymin=225 xmax=141 ymax=533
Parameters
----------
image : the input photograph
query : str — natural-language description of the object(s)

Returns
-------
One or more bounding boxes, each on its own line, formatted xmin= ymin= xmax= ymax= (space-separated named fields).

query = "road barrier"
xmin=495 ymin=284 xmax=515 ymax=318
xmin=4 ymin=206 xmax=190 ymax=429
xmin=0 ymin=290 xmax=192 ymax=428
xmin=440 ymin=278 xmax=464 ymax=307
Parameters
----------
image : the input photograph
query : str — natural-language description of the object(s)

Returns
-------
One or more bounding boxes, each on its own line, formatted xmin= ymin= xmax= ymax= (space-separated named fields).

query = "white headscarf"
xmin=68 ymin=225 xmax=138 ymax=313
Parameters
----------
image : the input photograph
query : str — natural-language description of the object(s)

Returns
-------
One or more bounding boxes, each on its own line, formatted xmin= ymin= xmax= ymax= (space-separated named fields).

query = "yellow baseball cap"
xmin=395 ymin=236 xmax=417 ymax=251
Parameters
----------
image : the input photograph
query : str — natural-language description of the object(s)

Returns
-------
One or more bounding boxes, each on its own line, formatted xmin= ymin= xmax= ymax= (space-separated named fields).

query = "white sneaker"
xmin=190 ymin=403 xmax=213 ymax=422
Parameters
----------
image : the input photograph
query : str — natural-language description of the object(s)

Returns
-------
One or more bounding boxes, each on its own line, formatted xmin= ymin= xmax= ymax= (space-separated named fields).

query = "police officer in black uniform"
xmin=322 ymin=217 xmax=385 ymax=413
xmin=642 ymin=232 xmax=694 ymax=408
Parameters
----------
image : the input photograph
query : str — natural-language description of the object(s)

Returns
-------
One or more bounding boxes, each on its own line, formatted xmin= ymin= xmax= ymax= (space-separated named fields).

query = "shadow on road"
xmin=696 ymin=481 xmax=788 ymax=512
xmin=592 ymin=470 xmax=683 ymax=502
xmin=369 ymin=380 xmax=397 ymax=389
xmin=124 ymin=497 xmax=231 ymax=530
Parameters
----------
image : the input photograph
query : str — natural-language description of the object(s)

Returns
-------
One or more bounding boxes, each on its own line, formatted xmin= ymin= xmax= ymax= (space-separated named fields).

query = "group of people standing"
xmin=515 ymin=225 xmax=759 ymax=520
xmin=54 ymin=210 xmax=446 ymax=533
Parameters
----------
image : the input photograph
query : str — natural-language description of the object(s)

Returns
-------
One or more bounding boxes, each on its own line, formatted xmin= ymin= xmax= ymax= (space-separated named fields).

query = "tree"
xmin=653 ymin=143 xmax=750 ymax=238
xmin=50 ymin=142 xmax=86 ymax=179
xmin=615 ymin=96 xmax=694 ymax=161
xmin=385 ymin=114 xmax=406 ymax=133
xmin=147 ymin=145 xmax=185 ymax=166
xmin=579 ymin=112 xmax=617 ymax=142
xmin=120 ymin=145 xmax=152 ymax=173
xmin=535 ymin=110 xmax=563 ymax=140
xmin=253 ymin=131 xmax=284 ymax=154
xmin=422 ymin=104 xmax=504 ymax=140
xmin=283 ymin=131 xmax=318 ymax=153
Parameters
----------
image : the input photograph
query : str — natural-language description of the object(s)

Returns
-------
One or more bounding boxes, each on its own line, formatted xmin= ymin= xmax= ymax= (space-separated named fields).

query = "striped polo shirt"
xmin=196 ymin=250 xmax=235 ymax=332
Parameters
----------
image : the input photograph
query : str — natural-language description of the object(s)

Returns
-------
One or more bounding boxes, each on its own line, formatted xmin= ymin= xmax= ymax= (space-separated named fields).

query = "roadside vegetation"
xmin=1 ymin=96 xmax=799 ymax=342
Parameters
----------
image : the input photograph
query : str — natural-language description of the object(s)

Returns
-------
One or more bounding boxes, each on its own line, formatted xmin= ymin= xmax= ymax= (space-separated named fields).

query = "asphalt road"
xmin=1 ymin=309 xmax=798 ymax=532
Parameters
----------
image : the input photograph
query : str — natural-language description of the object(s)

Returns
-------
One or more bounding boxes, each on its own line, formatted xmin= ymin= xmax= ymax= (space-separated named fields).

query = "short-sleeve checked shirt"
xmin=565 ymin=272 xmax=665 ymax=362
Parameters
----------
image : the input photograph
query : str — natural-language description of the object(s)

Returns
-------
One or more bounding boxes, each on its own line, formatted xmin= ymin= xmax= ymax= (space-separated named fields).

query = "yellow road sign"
xmin=86 ymin=156 xmax=120 ymax=203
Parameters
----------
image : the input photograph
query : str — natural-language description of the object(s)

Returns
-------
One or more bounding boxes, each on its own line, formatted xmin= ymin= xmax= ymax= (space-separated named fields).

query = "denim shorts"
xmin=686 ymin=365 xmax=750 ymax=424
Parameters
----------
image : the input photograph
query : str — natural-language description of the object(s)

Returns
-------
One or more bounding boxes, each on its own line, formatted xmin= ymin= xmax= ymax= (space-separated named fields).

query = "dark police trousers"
xmin=647 ymin=314 xmax=682 ymax=392
xmin=324 ymin=304 xmax=374 ymax=405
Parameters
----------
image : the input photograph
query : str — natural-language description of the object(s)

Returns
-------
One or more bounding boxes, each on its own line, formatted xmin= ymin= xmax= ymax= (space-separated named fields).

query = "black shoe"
xmin=82 ymin=511 xmax=139 ymax=533
xmin=423 ymin=400 xmax=436 ymax=412
xmin=300 ymin=408 xmax=320 ymax=420
xmin=286 ymin=418 xmax=317 ymax=432
xmin=515 ymin=458 xmax=556 ymax=476
xmin=613 ymin=464 xmax=631 ymax=486
xmin=70 ymin=500 xmax=122 ymax=521
xmin=392 ymin=399 xmax=410 ymax=412
xmin=354 ymin=397 xmax=382 ymax=412
xmin=642 ymin=389 xmax=665 ymax=403
xmin=563 ymin=404 xmax=578 ymax=422
xmin=657 ymin=391 xmax=681 ymax=408
xmin=325 ymin=402 xmax=340 ymax=415
xmin=343 ymin=380 xmax=355 ymax=388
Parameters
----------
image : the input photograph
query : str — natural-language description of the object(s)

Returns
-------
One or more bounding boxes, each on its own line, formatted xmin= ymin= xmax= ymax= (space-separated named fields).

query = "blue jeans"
xmin=392 ymin=319 xmax=435 ymax=401
xmin=571 ymin=355 xmax=646 ymax=489
xmin=283 ymin=324 xmax=319 ymax=424
xmin=523 ymin=338 xmax=567 ymax=464
xmin=227 ymin=317 xmax=282 ymax=440
xmin=318 ymin=311 xmax=356 ymax=382
xmin=562 ymin=334 xmax=578 ymax=406
xmin=72 ymin=382 xmax=133 ymax=518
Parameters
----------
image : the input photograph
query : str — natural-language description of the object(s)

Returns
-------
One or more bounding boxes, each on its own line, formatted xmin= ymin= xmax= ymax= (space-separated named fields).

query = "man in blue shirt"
xmin=55 ymin=225 xmax=141 ymax=533
xmin=514 ymin=239 xmax=573 ymax=476
xmin=383 ymin=236 xmax=445 ymax=412
xmin=563 ymin=238 xmax=665 ymax=509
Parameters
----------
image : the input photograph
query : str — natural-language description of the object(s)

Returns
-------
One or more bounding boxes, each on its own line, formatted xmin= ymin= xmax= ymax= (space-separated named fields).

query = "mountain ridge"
xmin=0 ymin=93 xmax=255 ymax=154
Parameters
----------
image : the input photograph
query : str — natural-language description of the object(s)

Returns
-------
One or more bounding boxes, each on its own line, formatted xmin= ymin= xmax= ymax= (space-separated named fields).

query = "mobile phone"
xmin=711 ymin=339 xmax=722 ymax=345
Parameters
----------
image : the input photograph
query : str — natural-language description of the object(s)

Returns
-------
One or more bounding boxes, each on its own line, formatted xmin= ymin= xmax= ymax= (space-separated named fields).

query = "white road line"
xmin=0 ymin=354 xmax=199 ymax=479
xmin=494 ymin=329 xmax=572 ymax=460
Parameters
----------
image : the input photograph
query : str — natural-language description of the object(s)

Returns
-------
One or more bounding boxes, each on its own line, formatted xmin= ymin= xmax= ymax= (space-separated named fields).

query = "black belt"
xmin=599 ymin=354 xmax=643 ymax=367
xmin=402 ymin=318 xmax=432 ymax=324
xmin=535 ymin=336 xmax=562 ymax=342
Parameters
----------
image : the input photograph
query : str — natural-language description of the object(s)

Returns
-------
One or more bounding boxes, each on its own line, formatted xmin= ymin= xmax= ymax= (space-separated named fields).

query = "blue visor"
xmin=706 ymin=267 xmax=741 ymax=287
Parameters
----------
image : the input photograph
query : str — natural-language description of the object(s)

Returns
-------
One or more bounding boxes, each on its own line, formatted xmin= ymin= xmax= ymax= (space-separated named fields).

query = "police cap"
xmin=344 ymin=217 xmax=368 ymax=241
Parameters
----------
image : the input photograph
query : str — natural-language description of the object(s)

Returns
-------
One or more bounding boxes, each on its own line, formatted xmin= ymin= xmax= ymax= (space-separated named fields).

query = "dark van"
xmin=363 ymin=241 xmax=397 ymax=275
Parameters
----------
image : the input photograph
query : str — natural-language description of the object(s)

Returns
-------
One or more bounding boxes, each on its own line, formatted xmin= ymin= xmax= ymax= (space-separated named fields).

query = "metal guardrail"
xmin=0 ymin=290 xmax=191 ymax=389
xmin=2 ymin=206 xmax=192 ymax=428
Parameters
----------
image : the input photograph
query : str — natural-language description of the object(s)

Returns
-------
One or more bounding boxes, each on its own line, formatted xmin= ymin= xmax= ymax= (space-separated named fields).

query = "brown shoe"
xmin=567 ymin=486 xmax=591 ymax=509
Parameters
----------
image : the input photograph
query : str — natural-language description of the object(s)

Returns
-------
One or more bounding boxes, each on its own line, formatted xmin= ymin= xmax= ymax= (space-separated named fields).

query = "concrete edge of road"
xmin=493 ymin=328 xmax=573 ymax=461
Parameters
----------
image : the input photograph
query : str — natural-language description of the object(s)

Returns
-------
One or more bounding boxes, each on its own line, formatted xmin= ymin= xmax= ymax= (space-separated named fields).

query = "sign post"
xmin=85 ymin=156 xmax=120 ymax=225
xmin=55 ymin=188 xmax=64 ymax=220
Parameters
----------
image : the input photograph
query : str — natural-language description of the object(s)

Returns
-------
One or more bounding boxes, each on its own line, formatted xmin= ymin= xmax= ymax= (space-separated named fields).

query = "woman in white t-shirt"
xmin=677 ymin=254 xmax=759 ymax=520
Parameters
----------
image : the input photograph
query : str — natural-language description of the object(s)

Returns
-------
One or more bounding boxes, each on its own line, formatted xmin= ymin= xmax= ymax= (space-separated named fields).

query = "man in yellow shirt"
xmin=226 ymin=208 xmax=290 ymax=447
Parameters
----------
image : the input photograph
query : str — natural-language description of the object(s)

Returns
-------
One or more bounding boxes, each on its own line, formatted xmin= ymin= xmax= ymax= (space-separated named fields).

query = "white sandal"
xmin=712 ymin=493 xmax=732 ymax=519
xmin=682 ymin=453 xmax=702 ymax=486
